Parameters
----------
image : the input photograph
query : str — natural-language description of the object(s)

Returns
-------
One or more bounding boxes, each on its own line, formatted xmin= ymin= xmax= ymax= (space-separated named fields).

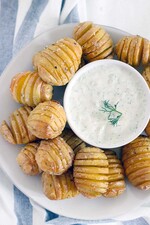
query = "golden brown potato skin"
xmin=103 ymin=150 xmax=126 ymax=198
xmin=73 ymin=22 xmax=113 ymax=62
xmin=33 ymin=38 xmax=82 ymax=86
xmin=10 ymin=71 xmax=53 ymax=107
xmin=142 ymin=66 xmax=150 ymax=136
xmin=142 ymin=65 xmax=150 ymax=88
xmin=73 ymin=147 xmax=109 ymax=198
xmin=115 ymin=35 xmax=150 ymax=66
xmin=17 ymin=142 xmax=41 ymax=175
xmin=61 ymin=128 xmax=86 ymax=154
xmin=0 ymin=106 xmax=36 ymax=144
xmin=27 ymin=101 xmax=66 ymax=139
xmin=122 ymin=136 xmax=150 ymax=190
xmin=42 ymin=170 xmax=78 ymax=200
xmin=36 ymin=137 xmax=74 ymax=175
xmin=145 ymin=121 xmax=150 ymax=136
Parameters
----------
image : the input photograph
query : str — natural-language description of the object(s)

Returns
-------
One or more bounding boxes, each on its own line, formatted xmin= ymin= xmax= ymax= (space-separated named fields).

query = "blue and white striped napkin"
xmin=0 ymin=1 xmax=150 ymax=225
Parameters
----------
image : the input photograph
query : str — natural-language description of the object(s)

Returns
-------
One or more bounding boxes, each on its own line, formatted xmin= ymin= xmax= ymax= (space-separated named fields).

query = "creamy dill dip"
xmin=64 ymin=60 xmax=150 ymax=148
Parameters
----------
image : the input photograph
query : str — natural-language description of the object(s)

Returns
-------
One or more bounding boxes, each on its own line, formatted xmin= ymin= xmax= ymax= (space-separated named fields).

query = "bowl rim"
xmin=64 ymin=59 xmax=150 ymax=149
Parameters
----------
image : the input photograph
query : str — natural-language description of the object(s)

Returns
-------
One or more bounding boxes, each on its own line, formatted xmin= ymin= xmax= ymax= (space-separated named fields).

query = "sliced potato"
xmin=142 ymin=65 xmax=150 ymax=88
xmin=73 ymin=147 xmax=109 ymax=198
xmin=36 ymin=137 xmax=74 ymax=175
xmin=42 ymin=170 xmax=78 ymax=200
xmin=103 ymin=150 xmax=126 ymax=198
xmin=145 ymin=121 xmax=150 ymax=136
xmin=33 ymin=38 xmax=82 ymax=86
xmin=73 ymin=22 xmax=113 ymax=62
xmin=122 ymin=136 xmax=150 ymax=190
xmin=61 ymin=128 xmax=86 ymax=154
xmin=10 ymin=71 xmax=53 ymax=107
xmin=17 ymin=142 xmax=41 ymax=175
xmin=27 ymin=101 xmax=66 ymax=139
xmin=115 ymin=35 xmax=150 ymax=66
xmin=0 ymin=106 xmax=36 ymax=144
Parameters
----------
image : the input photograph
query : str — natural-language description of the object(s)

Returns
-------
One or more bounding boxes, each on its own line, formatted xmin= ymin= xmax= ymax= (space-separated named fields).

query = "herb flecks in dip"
xmin=100 ymin=100 xmax=122 ymax=126
xmin=65 ymin=60 xmax=150 ymax=148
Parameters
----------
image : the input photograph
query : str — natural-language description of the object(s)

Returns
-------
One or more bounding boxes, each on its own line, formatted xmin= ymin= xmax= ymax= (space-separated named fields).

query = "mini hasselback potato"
xmin=145 ymin=121 xmax=150 ymax=136
xmin=115 ymin=35 xmax=150 ymax=66
xmin=61 ymin=128 xmax=86 ymax=154
xmin=142 ymin=65 xmax=150 ymax=88
xmin=10 ymin=71 xmax=53 ymax=107
xmin=42 ymin=170 xmax=78 ymax=200
xmin=73 ymin=147 xmax=109 ymax=198
xmin=122 ymin=136 xmax=150 ymax=190
xmin=33 ymin=38 xmax=82 ymax=86
xmin=17 ymin=142 xmax=41 ymax=175
xmin=0 ymin=106 xmax=36 ymax=144
xmin=36 ymin=137 xmax=74 ymax=175
xmin=142 ymin=66 xmax=150 ymax=136
xmin=103 ymin=150 xmax=126 ymax=198
xmin=27 ymin=100 xmax=66 ymax=139
xmin=73 ymin=21 xmax=113 ymax=62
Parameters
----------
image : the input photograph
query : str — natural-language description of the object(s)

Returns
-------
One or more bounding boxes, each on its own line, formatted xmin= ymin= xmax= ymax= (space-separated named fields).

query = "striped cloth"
xmin=0 ymin=1 xmax=150 ymax=225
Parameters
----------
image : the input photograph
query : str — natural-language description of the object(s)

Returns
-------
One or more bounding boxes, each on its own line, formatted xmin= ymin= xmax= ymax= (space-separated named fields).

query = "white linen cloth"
xmin=0 ymin=0 xmax=150 ymax=225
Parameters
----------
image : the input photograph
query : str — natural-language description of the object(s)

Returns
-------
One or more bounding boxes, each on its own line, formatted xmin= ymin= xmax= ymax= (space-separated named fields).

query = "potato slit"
xmin=75 ymin=23 xmax=92 ymax=40
xmin=126 ymin=161 xmax=150 ymax=172
xmin=38 ymin=63 xmax=58 ymax=83
xmin=128 ymin=167 xmax=150 ymax=180
xmin=83 ymin=29 xmax=106 ymax=53
xmin=20 ymin=72 xmax=33 ymax=104
xmin=42 ymin=49 xmax=70 ymax=81
xmin=51 ymin=176 xmax=60 ymax=199
xmin=12 ymin=72 xmax=30 ymax=103
xmin=131 ymin=173 xmax=150 ymax=186
xmin=60 ymin=40 xmax=80 ymax=64
xmin=47 ymin=47 xmax=72 ymax=75
xmin=85 ymin=32 xmax=110 ymax=55
xmin=133 ymin=36 xmax=143 ymax=66
xmin=10 ymin=114 xmax=21 ymax=144
xmin=50 ymin=142 xmax=67 ymax=170
xmin=52 ymin=139 xmax=72 ymax=166
xmin=124 ymin=158 xmax=150 ymax=170
xmin=37 ymin=53 xmax=63 ymax=83
xmin=0 ymin=121 xmax=16 ymax=144
xmin=54 ymin=44 xmax=76 ymax=71
xmin=24 ymin=72 xmax=38 ymax=106
xmin=29 ymin=112 xmax=62 ymax=132
xmin=41 ymin=51 xmax=66 ymax=83
xmin=59 ymin=175 xmax=66 ymax=199
xmin=91 ymin=46 xmax=113 ymax=61
xmin=24 ymin=106 xmax=32 ymax=115
xmin=16 ymin=110 xmax=30 ymax=142
xmin=121 ymin=36 xmax=132 ymax=62
xmin=18 ymin=107 xmax=33 ymax=141
xmin=54 ymin=43 xmax=78 ymax=71
xmin=122 ymin=147 xmax=150 ymax=161
xmin=49 ymin=105 xmax=66 ymax=124
xmin=77 ymin=26 xmax=100 ymax=46
xmin=115 ymin=37 xmax=126 ymax=59
xmin=32 ymin=76 xmax=42 ymax=105
xmin=123 ymin=141 xmax=150 ymax=151
xmin=41 ymin=147 xmax=62 ymax=172
xmin=35 ymin=106 xmax=65 ymax=127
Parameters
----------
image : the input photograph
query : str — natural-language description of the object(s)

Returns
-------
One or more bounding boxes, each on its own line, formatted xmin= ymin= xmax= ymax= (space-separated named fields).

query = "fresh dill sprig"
xmin=100 ymin=100 xmax=122 ymax=126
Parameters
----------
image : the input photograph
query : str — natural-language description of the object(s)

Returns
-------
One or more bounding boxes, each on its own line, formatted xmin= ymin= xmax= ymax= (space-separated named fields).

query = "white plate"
xmin=0 ymin=23 xmax=150 ymax=220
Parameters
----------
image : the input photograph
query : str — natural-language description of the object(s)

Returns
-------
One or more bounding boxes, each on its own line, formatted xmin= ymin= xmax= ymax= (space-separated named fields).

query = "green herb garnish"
xmin=100 ymin=100 xmax=122 ymax=126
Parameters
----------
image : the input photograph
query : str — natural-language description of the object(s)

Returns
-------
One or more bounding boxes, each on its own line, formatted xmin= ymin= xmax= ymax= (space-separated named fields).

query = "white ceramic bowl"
xmin=64 ymin=59 xmax=150 ymax=148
